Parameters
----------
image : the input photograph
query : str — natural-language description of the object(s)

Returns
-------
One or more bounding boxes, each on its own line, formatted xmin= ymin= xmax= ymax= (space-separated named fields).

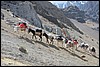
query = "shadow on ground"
xmin=76 ymin=49 xmax=99 ymax=59
xmin=60 ymin=47 xmax=88 ymax=62
xmin=35 ymin=41 xmax=60 ymax=50
xmin=18 ymin=36 xmax=34 ymax=45
xmin=34 ymin=40 xmax=49 ymax=48
xmin=49 ymin=44 xmax=60 ymax=50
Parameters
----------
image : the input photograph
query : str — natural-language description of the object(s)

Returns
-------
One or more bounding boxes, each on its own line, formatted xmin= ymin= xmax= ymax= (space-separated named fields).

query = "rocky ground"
xmin=1 ymin=18 xmax=99 ymax=66
xmin=70 ymin=18 xmax=99 ymax=41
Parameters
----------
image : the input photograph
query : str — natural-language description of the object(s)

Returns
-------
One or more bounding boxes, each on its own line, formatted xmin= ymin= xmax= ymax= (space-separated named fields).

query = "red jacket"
xmin=73 ymin=40 xmax=78 ymax=45
xmin=19 ymin=23 xmax=27 ymax=28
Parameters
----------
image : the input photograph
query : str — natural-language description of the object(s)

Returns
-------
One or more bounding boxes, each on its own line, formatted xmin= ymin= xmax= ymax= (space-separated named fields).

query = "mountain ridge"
xmin=50 ymin=1 xmax=99 ymax=23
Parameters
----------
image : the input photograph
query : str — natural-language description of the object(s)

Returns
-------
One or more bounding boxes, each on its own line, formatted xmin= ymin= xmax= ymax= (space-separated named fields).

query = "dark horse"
xmin=28 ymin=28 xmax=42 ymax=41
xmin=43 ymin=32 xmax=54 ymax=44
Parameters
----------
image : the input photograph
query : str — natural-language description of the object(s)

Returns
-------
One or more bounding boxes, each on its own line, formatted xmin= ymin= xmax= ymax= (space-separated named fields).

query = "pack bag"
xmin=73 ymin=40 xmax=78 ymax=45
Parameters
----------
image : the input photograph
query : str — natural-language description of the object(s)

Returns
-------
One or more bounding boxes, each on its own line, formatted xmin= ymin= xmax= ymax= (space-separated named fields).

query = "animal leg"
xmin=22 ymin=31 xmax=25 ymax=38
xmin=35 ymin=35 xmax=37 ymax=40
xmin=56 ymin=41 xmax=58 ymax=47
xmin=32 ymin=34 xmax=35 ymax=40
xmin=20 ymin=31 xmax=23 ymax=37
xmin=50 ymin=41 xmax=52 ymax=45
xmin=64 ymin=44 xmax=66 ymax=48
xmin=93 ymin=52 xmax=96 ymax=56
xmin=47 ymin=39 xmax=49 ymax=44
xmin=50 ymin=41 xmax=52 ymax=44
xmin=62 ymin=41 xmax=64 ymax=48
xmin=71 ymin=44 xmax=74 ymax=53
xmin=51 ymin=38 xmax=54 ymax=44
xmin=75 ymin=45 xmax=77 ymax=50
xmin=77 ymin=45 xmax=80 ymax=49
xmin=40 ymin=36 xmax=42 ymax=41
xmin=51 ymin=40 xmax=54 ymax=45
xmin=32 ymin=35 xmax=34 ymax=40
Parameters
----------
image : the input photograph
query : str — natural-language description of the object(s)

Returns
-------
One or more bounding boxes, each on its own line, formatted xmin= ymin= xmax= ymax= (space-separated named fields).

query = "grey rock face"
xmin=51 ymin=1 xmax=99 ymax=23
xmin=83 ymin=1 xmax=99 ymax=23
xmin=1 ymin=1 xmax=83 ymax=34
xmin=31 ymin=1 xmax=83 ymax=34
xmin=1 ymin=12 xmax=4 ymax=20
xmin=1 ymin=1 xmax=43 ymax=28
xmin=62 ymin=6 xmax=86 ymax=23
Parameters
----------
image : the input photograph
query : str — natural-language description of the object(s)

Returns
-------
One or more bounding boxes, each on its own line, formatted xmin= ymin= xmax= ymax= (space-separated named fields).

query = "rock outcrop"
xmin=62 ymin=5 xmax=86 ymax=23
xmin=31 ymin=1 xmax=83 ymax=34
xmin=82 ymin=1 xmax=99 ymax=23
xmin=1 ymin=12 xmax=4 ymax=20
xmin=51 ymin=1 xmax=99 ymax=23
xmin=1 ymin=1 xmax=43 ymax=28
xmin=1 ymin=1 xmax=83 ymax=34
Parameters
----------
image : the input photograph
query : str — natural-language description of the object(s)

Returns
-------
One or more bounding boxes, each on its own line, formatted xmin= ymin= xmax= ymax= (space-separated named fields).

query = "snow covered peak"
xmin=49 ymin=1 xmax=87 ymax=8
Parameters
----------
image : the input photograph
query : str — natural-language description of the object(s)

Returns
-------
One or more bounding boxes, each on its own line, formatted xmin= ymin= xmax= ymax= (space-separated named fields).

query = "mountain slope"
xmin=31 ymin=1 xmax=83 ymax=34
xmin=1 ymin=1 xmax=43 ymax=28
xmin=1 ymin=1 xmax=83 ymax=34
xmin=69 ymin=18 xmax=99 ymax=41
xmin=62 ymin=5 xmax=86 ymax=23
xmin=50 ymin=1 xmax=99 ymax=23
xmin=82 ymin=1 xmax=99 ymax=23
xmin=1 ymin=18 xmax=99 ymax=66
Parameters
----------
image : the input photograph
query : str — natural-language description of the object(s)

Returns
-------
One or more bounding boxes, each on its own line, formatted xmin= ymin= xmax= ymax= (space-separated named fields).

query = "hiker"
xmin=73 ymin=39 xmax=78 ymax=50
xmin=13 ymin=22 xmax=20 ymax=32
xmin=19 ymin=22 xmax=27 ymax=31
xmin=19 ymin=22 xmax=28 ymax=37
xmin=62 ymin=27 xmax=66 ymax=37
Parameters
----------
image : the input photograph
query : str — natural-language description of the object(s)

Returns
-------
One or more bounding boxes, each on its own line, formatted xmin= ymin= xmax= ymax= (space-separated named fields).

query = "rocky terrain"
xmin=69 ymin=19 xmax=99 ymax=41
xmin=1 ymin=1 xmax=83 ymax=34
xmin=62 ymin=5 xmax=86 ymax=23
xmin=83 ymin=1 xmax=99 ymax=23
xmin=1 ymin=1 xmax=43 ymax=28
xmin=1 ymin=1 xmax=99 ymax=66
xmin=51 ymin=1 xmax=99 ymax=23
